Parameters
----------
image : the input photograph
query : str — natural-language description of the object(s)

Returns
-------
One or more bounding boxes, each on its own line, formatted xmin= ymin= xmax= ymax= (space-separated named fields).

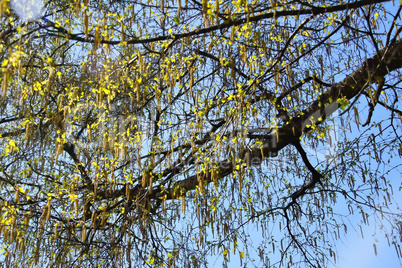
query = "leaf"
xmin=337 ymin=97 xmax=349 ymax=110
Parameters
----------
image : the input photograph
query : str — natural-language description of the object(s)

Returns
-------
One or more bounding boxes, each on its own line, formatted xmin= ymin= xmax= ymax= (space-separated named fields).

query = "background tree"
xmin=0 ymin=0 xmax=401 ymax=267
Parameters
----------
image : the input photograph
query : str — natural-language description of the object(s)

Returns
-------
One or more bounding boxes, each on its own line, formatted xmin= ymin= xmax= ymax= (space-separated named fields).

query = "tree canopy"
xmin=0 ymin=0 xmax=401 ymax=267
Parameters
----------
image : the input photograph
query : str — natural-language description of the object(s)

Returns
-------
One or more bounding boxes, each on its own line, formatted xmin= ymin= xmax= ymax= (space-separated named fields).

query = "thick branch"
xmin=159 ymin=38 xmax=402 ymax=200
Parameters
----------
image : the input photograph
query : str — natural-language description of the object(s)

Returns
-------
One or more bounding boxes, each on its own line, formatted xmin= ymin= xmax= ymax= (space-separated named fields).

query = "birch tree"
xmin=0 ymin=0 xmax=401 ymax=267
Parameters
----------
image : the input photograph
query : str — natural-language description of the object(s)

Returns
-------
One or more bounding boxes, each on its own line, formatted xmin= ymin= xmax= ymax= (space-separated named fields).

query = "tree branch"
xmin=52 ymin=0 xmax=389 ymax=46
xmin=157 ymin=38 xmax=402 ymax=200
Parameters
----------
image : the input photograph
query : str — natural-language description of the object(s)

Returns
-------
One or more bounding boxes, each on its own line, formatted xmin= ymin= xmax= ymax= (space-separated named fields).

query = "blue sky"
xmin=334 ymin=167 xmax=402 ymax=268
xmin=336 ymin=207 xmax=402 ymax=268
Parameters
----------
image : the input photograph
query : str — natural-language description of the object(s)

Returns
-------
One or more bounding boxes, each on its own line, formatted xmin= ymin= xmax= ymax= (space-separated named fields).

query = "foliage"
xmin=0 ymin=0 xmax=401 ymax=267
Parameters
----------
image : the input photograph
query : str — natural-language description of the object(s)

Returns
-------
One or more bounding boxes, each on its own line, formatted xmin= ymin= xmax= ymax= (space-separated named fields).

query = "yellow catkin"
xmin=177 ymin=0 xmax=181 ymax=16
xmin=75 ymin=0 xmax=80 ymax=14
xmin=84 ymin=10 xmax=89 ymax=39
xmin=101 ymin=207 xmax=106 ymax=228
xmin=82 ymin=225 xmax=87 ymax=242
xmin=202 ymin=0 xmax=207 ymax=14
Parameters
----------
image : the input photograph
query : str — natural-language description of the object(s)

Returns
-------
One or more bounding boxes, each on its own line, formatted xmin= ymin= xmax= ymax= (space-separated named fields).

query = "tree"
xmin=0 ymin=0 xmax=401 ymax=266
